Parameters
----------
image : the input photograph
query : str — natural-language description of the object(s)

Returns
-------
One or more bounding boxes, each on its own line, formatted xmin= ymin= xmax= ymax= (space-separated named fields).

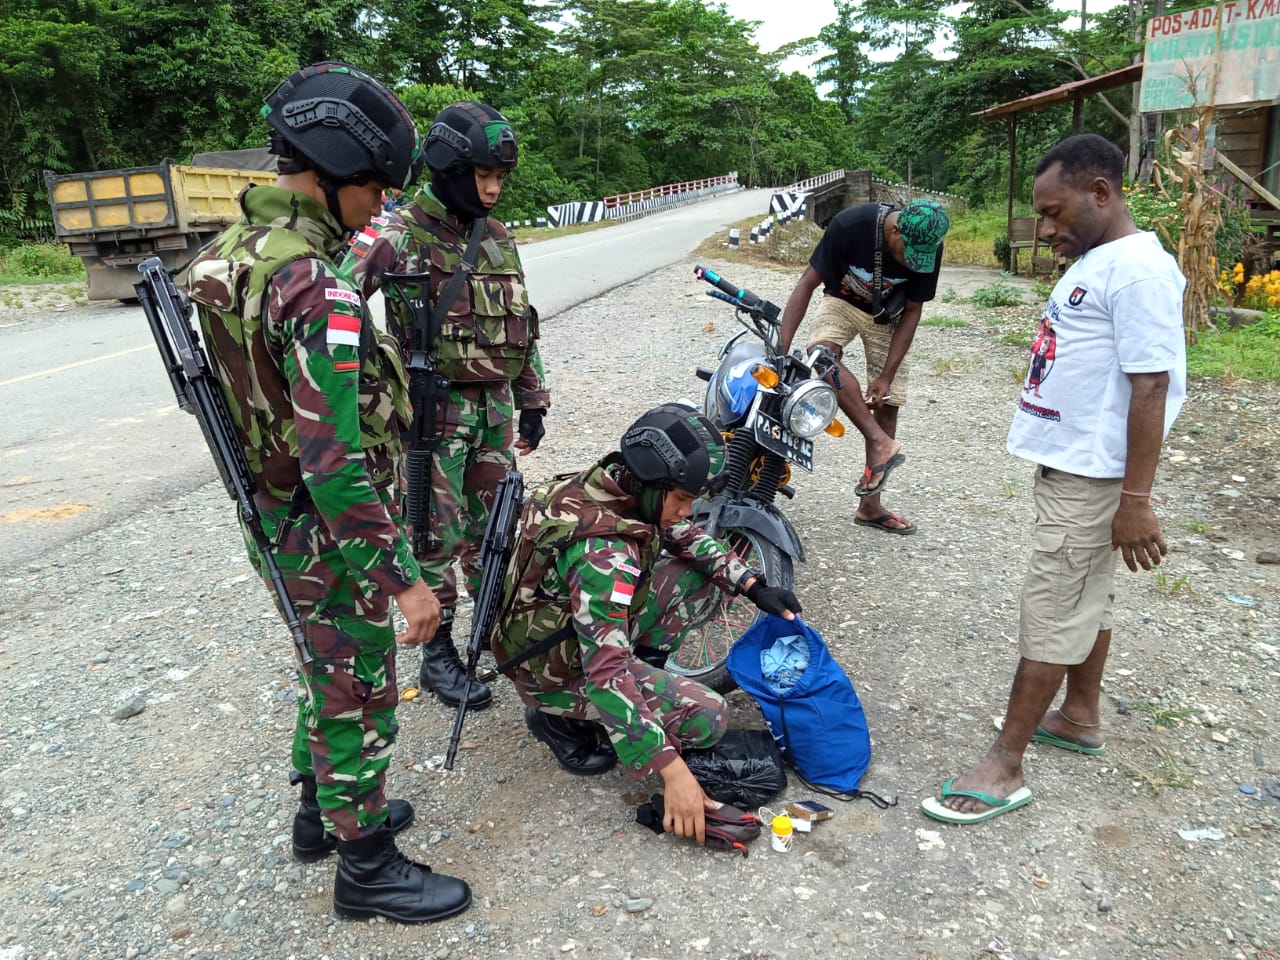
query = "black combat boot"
xmin=524 ymin=708 xmax=618 ymax=776
xmin=333 ymin=825 xmax=472 ymax=923
xmin=291 ymin=772 xmax=416 ymax=863
xmin=418 ymin=621 xmax=493 ymax=710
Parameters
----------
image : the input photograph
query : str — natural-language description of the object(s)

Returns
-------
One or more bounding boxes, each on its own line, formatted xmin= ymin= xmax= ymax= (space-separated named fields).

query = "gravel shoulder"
xmin=1 ymin=258 xmax=1277 ymax=960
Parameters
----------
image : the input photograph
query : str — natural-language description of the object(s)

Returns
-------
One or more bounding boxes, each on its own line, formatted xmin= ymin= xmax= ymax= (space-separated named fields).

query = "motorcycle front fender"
xmin=691 ymin=497 xmax=806 ymax=563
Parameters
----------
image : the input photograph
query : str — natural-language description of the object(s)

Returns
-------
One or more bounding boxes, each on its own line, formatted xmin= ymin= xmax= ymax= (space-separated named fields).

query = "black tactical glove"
xmin=518 ymin=407 xmax=546 ymax=451
xmin=746 ymin=579 xmax=802 ymax=618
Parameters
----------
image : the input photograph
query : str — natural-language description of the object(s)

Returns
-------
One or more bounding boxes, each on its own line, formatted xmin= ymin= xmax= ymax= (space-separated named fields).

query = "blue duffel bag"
xmin=727 ymin=614 xmax=875 ymax=798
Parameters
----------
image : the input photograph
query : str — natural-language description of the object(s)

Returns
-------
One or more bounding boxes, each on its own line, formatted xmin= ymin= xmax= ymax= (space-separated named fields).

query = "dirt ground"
xmin=1 ymin=253 xmax=1277 ymax=960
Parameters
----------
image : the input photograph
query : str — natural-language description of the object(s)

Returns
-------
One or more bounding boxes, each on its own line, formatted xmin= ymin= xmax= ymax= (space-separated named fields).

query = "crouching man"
xmin=492 ymin=404 xmax=799 ymax=844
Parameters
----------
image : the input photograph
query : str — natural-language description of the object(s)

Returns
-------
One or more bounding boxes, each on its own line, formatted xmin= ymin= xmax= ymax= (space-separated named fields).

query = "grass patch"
xmin=1001 ymin=329 xmax=1033 ymax=349
xmin=969 ymin=276 xmax=1024 ymax=308
xmin=1185 ymin=520 xmax=1211 ymax=534
xmin=1120 ymin=743 xmax=1197 ymax=795
xmin=694 ymin=215 xmax=824 ymax=271
xmin=1153 ymin=569 xmax=1192 ymax=595
xmin=941 ymin=203 xmax=1033 ymax=269
xmin=1008 ymin=362 xmax=1028 ymax=383
xmin=1129 ymin=701 xmax=1198 ymax=731
xmin=920 ymin=314 xmax=967 ymax=328
xmin=1186 ymin=312 xmax=1280 ymax=382
xmin=931 ymin=356 xmax=964 ymax=375
xmin=0 ymin=242 xmax=85 ymax=283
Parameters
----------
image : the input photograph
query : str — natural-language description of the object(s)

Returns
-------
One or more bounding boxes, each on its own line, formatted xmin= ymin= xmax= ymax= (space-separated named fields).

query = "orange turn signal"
xmin=751 ymin=365 xmax=780 ymax=388
xmin=824 ymin=419 xmax=846 ymax=437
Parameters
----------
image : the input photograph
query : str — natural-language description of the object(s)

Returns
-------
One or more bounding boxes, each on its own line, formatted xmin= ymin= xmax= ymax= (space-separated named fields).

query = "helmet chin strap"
xmin=316 ymin=176 xmax=347 ymax=231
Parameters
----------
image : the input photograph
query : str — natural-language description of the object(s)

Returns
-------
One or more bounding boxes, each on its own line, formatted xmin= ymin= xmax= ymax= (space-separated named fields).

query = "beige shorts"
xmin=1018 ymin=467 xmax=1122 ymax=665
xmin=805 ymin=295 xmax=909 ymax=407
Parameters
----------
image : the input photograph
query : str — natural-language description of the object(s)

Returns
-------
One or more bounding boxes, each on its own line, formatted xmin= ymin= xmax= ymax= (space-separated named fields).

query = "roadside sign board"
xmin=1139 ymin=0 xmax=1280 ymax=112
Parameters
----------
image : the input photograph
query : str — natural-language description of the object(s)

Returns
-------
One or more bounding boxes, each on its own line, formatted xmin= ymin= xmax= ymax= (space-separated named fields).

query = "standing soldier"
xmin=344 ymin=101 xmax=549 ymax=711
xmin=184 ymin=62 xmax=471 ymax=923
xmin=493 ymin=404 xmax=801 ymax=844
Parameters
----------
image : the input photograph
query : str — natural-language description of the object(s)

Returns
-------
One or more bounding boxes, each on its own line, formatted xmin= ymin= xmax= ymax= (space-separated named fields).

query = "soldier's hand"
xmin=394 ymin=579 xmax=441 ymax=646
xmin=516 ymin=407 xmax=546 ymax=455
xmin=659 ymin=759 xmax=715 ymax=845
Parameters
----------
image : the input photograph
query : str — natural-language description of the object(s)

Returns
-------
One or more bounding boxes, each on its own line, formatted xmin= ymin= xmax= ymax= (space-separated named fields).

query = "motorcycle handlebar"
xmin=694 ymin=265 xmax=761 ymax=308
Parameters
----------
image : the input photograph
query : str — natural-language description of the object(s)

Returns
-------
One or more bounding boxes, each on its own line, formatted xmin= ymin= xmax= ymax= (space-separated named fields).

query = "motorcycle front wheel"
xmin=666 ymin=526 xmax=794 ymax=694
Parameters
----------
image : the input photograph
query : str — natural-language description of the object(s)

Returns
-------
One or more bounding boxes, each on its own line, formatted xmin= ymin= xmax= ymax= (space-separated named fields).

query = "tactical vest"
xmin=493 ymin=454 xmax=660 ymax=671
xmin=400 ymin=191 xmax=535 ymax=384
xmin=186 ymin=186 xmax=409 ymax=500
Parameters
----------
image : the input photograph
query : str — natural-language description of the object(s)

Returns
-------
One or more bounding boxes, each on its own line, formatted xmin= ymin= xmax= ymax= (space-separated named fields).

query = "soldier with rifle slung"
xmin=173 ymin=62 xmax=470 ymax=925
xmin=343 ymin=101 xmax=549 ymax=713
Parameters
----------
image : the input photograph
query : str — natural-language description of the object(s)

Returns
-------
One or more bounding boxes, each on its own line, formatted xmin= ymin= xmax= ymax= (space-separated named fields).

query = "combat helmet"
xmin=620 ymin=404 xmax=725 ymax=497
xmin=262 ymin=62 xmax=420 ymax=192
xmin=424 ymin=102 xmax=519 ymax=176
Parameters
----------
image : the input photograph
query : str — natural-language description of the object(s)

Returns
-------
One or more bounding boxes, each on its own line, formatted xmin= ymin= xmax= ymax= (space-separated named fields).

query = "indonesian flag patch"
xmin=327 ymin=313 xmax=361 ymax=347
xmin=349 ymin=228 xmax=377 ymax=257
xmin=610 ymin=581 xmax=635 ymax=606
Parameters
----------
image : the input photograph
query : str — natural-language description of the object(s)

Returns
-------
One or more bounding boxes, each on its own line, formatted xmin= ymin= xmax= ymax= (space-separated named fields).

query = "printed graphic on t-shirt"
xmin=1068 ymin=285 xmax=1087 ymax=307
xmin=1018 ymin=306 xmax=1062 ymax=422
xmin=840 ymin=264 xmax=907 ymax=303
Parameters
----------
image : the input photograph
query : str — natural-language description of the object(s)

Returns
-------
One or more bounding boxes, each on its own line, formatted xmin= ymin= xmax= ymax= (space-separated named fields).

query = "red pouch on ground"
xmin=634 ymin=793 xmax=762 ymax=857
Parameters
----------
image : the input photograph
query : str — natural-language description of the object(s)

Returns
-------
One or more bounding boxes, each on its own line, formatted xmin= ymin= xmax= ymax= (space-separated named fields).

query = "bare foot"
xmin=1038 ymin=707 xmax=1104 ymax=751
xmin=941 ymin=755 xmax=1026 ymax=815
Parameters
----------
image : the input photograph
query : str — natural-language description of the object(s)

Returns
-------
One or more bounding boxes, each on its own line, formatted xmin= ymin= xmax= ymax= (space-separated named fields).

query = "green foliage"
xmin=1125 ymin=171 xmax=1253 ymax=269
xmin=1186 ymin=312 xmax=1280 ymax=382
xmin=970 ymin=276 xmax=1023 ymax=308
xmin=0 ymin=0 xmax=1222 ymax=249
xmin=0 ymin=242 xmax=85 ymax=282
xmin=993 ymin=234 xmax=1012 ymax=272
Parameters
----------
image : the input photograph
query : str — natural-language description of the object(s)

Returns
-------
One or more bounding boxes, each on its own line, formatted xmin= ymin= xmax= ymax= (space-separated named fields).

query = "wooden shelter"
xmin=974 ymin=64 xmax=1145 ymax=265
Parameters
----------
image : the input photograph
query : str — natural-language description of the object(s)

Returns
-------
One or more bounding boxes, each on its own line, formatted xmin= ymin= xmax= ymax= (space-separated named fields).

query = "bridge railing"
xmin=546 ymin=172 xmax=740 ymax=228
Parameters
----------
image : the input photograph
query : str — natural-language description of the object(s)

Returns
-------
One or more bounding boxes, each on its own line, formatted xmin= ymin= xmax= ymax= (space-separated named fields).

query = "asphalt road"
xmin=0 ymin=188 xmax=769 ymax=570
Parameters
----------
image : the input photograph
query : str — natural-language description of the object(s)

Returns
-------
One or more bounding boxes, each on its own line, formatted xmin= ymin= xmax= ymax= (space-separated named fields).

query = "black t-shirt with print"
xmin=809 ymin=203 xmax=942 ymax=310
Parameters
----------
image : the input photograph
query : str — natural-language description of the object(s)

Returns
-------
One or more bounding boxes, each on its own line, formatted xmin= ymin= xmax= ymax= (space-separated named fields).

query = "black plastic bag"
xmin=684 ymin=728 xmax=786 ymax=809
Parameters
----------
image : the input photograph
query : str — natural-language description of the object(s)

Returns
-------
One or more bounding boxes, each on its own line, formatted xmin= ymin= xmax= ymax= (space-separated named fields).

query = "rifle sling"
xmin=426 ymin=217 xmax=488 ymax=345
xmin=495 ymin=623 xmax=576 ymax=674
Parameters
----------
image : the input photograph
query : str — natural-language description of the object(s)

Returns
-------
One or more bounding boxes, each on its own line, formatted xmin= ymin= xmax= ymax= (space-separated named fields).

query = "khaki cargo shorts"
xmin=1018 ymin=467 xmax=1123 ymax=665
xmin=805 ymin=295 xmax=909 ymax=407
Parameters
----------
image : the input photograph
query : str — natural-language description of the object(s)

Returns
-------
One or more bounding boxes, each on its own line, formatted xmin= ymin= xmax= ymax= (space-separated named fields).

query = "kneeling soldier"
xmin=493 ymin=404 xmax=800 ymax=844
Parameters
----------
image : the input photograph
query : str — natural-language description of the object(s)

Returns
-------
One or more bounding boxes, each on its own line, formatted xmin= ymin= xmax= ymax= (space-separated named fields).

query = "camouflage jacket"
xmin=185 ymin=184 xmax=420 ymax=595
xmin=493 ymin=454 xmax=751 ymax=774
xmin=341 ymin=186 xmax=549 ymax=408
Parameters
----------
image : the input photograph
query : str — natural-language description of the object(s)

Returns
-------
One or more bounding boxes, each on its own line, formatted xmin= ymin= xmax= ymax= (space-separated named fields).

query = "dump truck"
xmin=44 ymin=148 xmax=276 ymax=301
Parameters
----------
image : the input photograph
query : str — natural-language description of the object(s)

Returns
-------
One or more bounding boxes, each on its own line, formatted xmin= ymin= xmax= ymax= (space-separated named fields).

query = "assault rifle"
xmin=444 ymin=468 xmax=524 ymax=770
xmin=382 ymin=271 xmax=449 ymax=556
xmin=134 ymin=256 xmax=312 ymax=665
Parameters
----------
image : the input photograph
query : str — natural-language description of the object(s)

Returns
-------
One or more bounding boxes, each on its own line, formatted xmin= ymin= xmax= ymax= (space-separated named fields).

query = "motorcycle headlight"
xmin=782 ymin=380 xmax=838 ymax=439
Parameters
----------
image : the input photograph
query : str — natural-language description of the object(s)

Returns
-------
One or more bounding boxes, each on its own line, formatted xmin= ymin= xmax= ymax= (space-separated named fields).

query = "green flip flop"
xmin=993 ymin=715 xmax=1106 ymax=756
xmin=920 ymin=778 xmax=1034 ymax=824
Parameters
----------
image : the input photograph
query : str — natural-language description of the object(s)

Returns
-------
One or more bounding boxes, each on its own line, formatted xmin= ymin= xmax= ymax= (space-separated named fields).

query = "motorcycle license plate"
xmin=748 ymin=407 xmax=815 ymax=472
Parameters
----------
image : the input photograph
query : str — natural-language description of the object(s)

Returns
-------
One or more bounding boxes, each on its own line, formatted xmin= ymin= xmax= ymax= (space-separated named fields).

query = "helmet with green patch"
xmin=424 ymin=101 xmax=519 ymax=175
xmin=261 ymin=62 xmax=420 ymax=190
xmin=620 ymin=404 xmax=725 ymax=497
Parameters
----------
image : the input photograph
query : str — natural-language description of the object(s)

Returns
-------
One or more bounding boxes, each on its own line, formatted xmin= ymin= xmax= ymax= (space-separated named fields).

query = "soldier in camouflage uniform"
xmin=493 ymin=404 xmax=801 ymax=845
xmin=184 ymin=62 xmax=470 ymax=925
xmin=344 ymin=101 xmax=547 ymax=711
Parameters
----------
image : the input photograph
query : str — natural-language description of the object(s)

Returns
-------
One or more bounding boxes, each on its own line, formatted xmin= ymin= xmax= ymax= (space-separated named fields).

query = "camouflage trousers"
xmin=510 ymin=555 xmax=729 ymax=774
xmin=248 ymin=503 xmax=400 ymax=841
xmin=420 ymin=382 xmax=516 ymax=620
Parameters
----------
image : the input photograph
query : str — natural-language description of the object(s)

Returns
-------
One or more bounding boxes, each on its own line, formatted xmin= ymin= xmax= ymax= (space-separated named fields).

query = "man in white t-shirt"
xmin=922 ymin=133 xmax=1186 ymax=825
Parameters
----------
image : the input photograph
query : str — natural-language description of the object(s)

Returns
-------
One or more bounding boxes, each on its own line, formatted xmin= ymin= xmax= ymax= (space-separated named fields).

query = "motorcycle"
xmin=666 ymin=265 xmax=845 ymax=692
